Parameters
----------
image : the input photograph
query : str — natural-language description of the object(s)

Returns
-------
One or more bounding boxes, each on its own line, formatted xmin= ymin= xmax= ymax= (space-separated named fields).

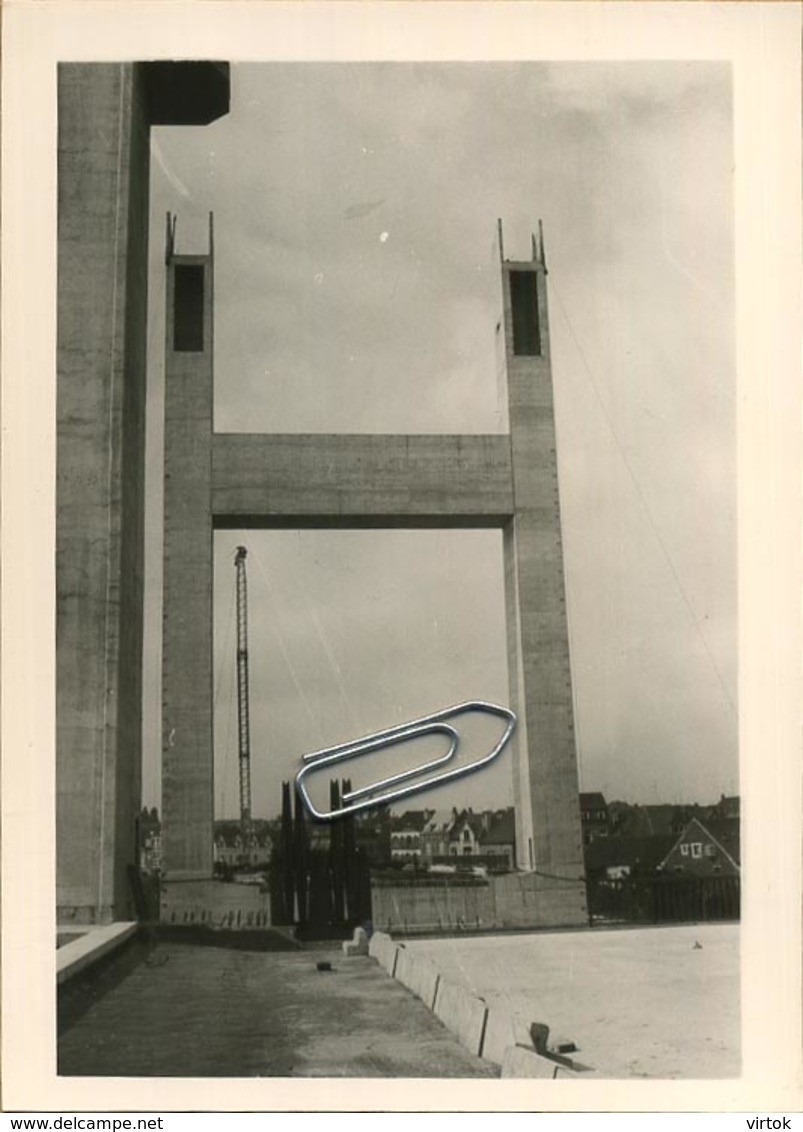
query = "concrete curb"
xmin=394 ymin=946 xmax=440 ymax=1011
xmin=57 ymin=922 xmax=138 ymax=985
xmin=368 ymin=932 xmax=594 ymax=1076
xmin=368 ymin=930 xmax=399 ymax=976
xmin=432 ymin=976 xmax=488 ymax=1057
xmin=501 ymin=1044 xmax=564 ymax=1078
xmin=482 ymin=1006 xmax=536 ymax=1067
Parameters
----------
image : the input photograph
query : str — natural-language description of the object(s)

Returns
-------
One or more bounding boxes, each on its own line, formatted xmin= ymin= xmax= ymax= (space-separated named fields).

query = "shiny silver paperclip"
xmin=295 ymin=700 xmax=516 ymax=821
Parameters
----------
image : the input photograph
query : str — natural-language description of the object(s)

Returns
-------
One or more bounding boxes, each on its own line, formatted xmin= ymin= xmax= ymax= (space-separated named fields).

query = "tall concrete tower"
xmin=161 ymin=215 xmax=216 ymax=882
xmin=56 ymin=63 xmax=230 ymax=924
xmin=499 ymin=222 xmax=585 ymax=886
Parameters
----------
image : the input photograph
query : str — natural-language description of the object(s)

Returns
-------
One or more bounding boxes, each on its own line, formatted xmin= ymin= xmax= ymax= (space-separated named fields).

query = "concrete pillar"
xmin=500 ymin=226 xmax=586 ymax=885
xmin=161 ymin=227 xmax=215 ymax=880
xmin=57 ymin=64 xmax=151 ymax=924
xmin=56 ymin=63 xmax=229 ymax=923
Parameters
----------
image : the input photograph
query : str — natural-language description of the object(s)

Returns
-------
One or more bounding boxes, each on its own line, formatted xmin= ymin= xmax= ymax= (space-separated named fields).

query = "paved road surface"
xmin=58 ymin=941 xmax=497 ymax=1078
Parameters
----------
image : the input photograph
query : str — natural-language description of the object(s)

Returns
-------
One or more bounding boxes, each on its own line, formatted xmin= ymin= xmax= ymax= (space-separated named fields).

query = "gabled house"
xmin=420 ymin=808 xmax=489 ymax=860
xmin=658 ymin=816 xmax=740 ymax=878
xmin=420 ymin=808 xmax=460 ymax=859
xmin=450 ymin=810 xmax=486 ymax=856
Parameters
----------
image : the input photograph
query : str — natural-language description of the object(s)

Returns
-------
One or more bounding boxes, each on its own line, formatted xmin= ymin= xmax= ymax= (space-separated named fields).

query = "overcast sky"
xmin=142 ymin=61 xmax=737 ymax=820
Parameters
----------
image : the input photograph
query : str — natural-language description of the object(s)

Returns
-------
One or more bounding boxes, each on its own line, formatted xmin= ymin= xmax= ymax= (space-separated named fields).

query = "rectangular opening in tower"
xmin=173 ymin=264 xmax=205 ymax=351
xmin=510 ymin=270 xmax=541 ymax=356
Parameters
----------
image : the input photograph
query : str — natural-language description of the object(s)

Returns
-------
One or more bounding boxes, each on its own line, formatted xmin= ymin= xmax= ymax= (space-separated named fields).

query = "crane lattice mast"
xmin=234 ymin=546 xmax=252 ymax=840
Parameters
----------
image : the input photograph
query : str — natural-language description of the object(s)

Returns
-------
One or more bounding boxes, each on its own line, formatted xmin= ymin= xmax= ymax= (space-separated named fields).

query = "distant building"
xmin=354 ymin=809 xmax=392 ymax=865
xmin=707 ymin=794 xmax=740 ymax=822
xmin=418 ymin=807 xmax=515 ymax=869
xmin=607 ymin=802 xmax=701 ymax=840
xmin=449 ymin=811 xmax=486 ymax=857
xmin=658 ymin=816 xmax=740 ymax=878
xmin=579 ymin=792 xmax=609 ymax=844
xmin=478 ymin=808 xmax=517 ymax=869
xmin=420 ymin=809 xmax=460 ymax=859
xmin=140 ymin=832 xmax=162 ymax=874
xmin=420 ymin=808 xmax=485 ymax=859
xmin=137 ymin=807 xmax=162 ymax=873
xmin=585 ymin=834 xmax=676 ymax=882
xmin=213 ymin=820 xmax=273 ymax=869
xmin=390 ymin=810 xmax=432 ymax=861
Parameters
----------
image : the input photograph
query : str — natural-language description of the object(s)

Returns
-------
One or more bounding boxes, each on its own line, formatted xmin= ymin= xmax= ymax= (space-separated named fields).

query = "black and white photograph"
xmin=3 ymin=0 xmax=801 ymax=1114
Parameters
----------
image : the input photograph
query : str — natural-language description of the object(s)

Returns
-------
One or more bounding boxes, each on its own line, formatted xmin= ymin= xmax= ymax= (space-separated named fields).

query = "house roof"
xmin=579 ymin=792 xmax=608 ymax=812
xmin=585 ymin=834 xmax=676 ymax=874
xmin=705 ymin=795 xmax=740 ymax=822
xmin=449 ymin=811 xmax=487 ymax=841
xmin=611 ymin=804 xmax=702 ymax=838
xmin=423 ymin=808 xmax=458 ymax=835
xmin=213 ymin=819 xmax=272 ymax=848
xmin=659 ymin=816 xmax=740 ymax=869
xmin=480 ymin=808 xmax=516 ymax=846
xmin=391 ymin=810 xmax=432 ymax=834
xmin=704 ymin=817 xmax=740 ymax=864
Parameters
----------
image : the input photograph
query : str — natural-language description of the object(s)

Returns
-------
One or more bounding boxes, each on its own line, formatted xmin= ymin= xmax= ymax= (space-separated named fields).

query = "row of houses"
xmin=139 ymin=792 xmax=741 ymax=881
xmin=388 ymin=793 xmax=741 ymax=880
xmin=580 ymin=793 xmax=740 ymax=879
xmin=138 ymin=811 xmax=276 ymax=874
xmin=580 ymin=791 xmax=740 ymax=844
xmin=390 ymin=807 xmax=517 ymax=868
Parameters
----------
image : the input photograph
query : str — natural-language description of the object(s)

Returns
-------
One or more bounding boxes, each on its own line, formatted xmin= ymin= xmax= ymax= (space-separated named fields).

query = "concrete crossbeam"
xmin=211 ymin=433 xmax=514 ymax=526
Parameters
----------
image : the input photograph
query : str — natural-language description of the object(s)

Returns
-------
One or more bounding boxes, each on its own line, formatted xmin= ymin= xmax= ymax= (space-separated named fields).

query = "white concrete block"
xmin=394 ymin=947 xmax=440 ymax=1010
xmin=501 ymin=1045 xmax=562 ymax=1078
xmin=482 ymin=1008 xmax=533 ymax=1066
xmin=433 ymin=977 xmax=488 ymax=1056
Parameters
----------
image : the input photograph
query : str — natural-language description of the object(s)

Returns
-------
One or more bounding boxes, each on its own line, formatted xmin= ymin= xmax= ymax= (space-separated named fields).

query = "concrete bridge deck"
xmin=58 ymin=938 xmax=497 ymax=1078
xmin=404 ymin=922 xmax=740 ymax=1079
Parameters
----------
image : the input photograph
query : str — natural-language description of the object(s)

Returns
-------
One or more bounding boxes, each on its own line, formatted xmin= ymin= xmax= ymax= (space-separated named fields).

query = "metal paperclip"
xmin=295 ymin=700 xmax=517 ymax=821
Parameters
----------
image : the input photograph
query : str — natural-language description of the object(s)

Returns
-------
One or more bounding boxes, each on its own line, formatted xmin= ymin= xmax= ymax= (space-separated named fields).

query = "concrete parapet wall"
xmin=370 ymin=879 xmax=496 ymax=933
xmin=161 ymin=879 xmax=270 ymax=928
xmin=57 ymin=922 xmax=138 ymax=985
xmin=368 ymin=930 xmax=399 ymax=976
xmin=394 ymin=946 xmax=441 ymax=1011
xmin=432 ymin=978 xmax=488 ymax=1057
xmin=370 ymin=871 xmax=588 ymax=934
xmin=493 ymin=872 xmax=588 ymax=929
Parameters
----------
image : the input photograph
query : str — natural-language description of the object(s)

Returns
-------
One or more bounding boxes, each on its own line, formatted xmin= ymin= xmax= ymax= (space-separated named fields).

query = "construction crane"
xmin=234 ymin=546 xmax=252 ymax=843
